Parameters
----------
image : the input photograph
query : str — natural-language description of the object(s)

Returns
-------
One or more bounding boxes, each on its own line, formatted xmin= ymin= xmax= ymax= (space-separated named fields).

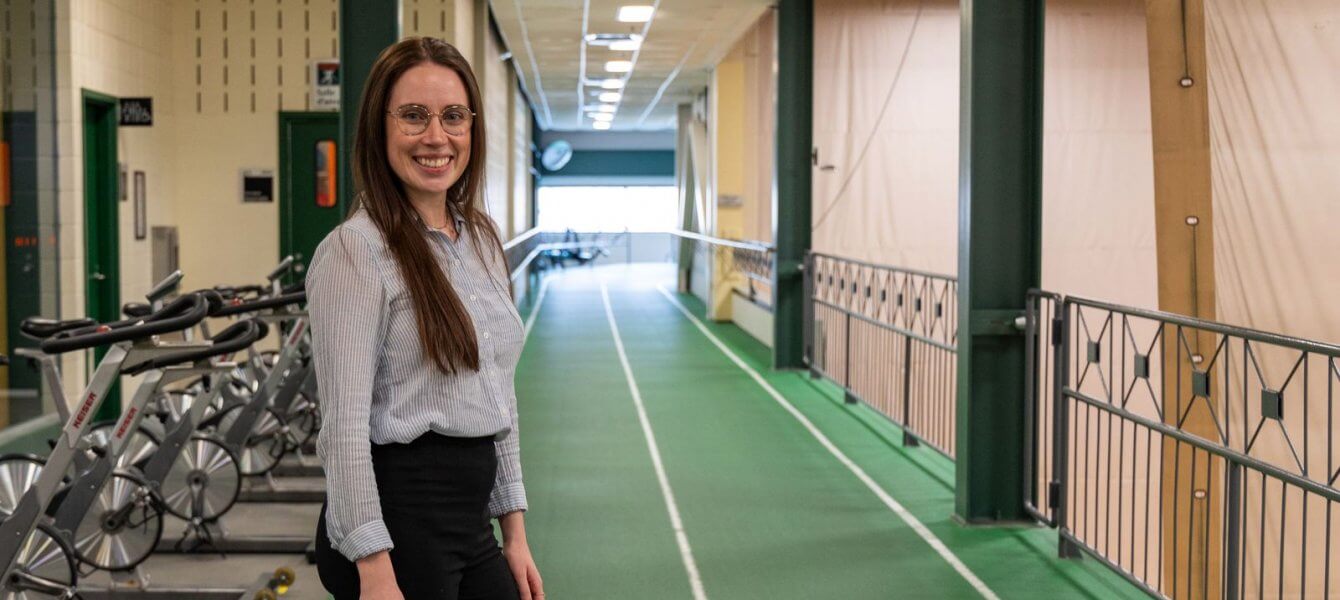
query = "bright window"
xmin=536 ymin=186 xmax=677 ymax=232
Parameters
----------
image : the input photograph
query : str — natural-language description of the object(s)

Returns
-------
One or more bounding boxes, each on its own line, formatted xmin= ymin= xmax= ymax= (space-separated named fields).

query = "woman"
xmin=307 ymin=37 xmax=543 ymax=600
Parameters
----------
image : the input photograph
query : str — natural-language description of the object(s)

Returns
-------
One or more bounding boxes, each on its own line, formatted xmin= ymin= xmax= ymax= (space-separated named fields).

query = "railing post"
xmin=901 ymin=333 xmax=918 ymax=447
xmin=1224 ymin=461 xmax=1242 ymax=600
xmin=843 ymin=312 xmax=856 ymax=404
xmin=1054 ymin=299 xmax=1081 ymax=558
xmin=1022 ymin=294 xmax=1038 ymax=512
xmin=803 ymin=253 xmax=815 ymax=372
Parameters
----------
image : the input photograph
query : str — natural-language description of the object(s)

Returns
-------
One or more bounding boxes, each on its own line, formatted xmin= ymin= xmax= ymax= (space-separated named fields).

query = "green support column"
xmin=954 ymin=0 xmax=1044 ymax=522
xmin=339 ymin=0 xmax=400 ymax=208
xmin=772 ymin=0 xmax=812 ymax=370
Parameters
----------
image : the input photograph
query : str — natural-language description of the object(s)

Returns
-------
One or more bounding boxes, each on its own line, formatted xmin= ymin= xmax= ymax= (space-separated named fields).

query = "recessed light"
xmin=605 ymin=60 xmax=633 ymax=73
xmin=600 ymin=78 xmax=625 ymax=89
xmin=609 ymin=39 xmax=641 ymax=52
xmin=598 ymin=92 xmax=622 ymax=103
xmin=593 ymin=121 xmax=612 ymax=130
xmin=617 ymin=5 xmax=655 ymax=23
xmin=592 ymin=113 xmax=615 ymax=122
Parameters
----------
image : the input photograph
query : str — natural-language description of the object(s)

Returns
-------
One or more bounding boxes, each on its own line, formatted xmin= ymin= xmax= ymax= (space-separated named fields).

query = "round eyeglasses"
xmin=388 ymin=104 xmax=475 ymax=136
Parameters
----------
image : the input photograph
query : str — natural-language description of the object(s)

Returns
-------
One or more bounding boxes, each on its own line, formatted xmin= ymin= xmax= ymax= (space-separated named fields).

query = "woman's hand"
xmin=500 ymin=512 xmax=544 ymax=600
xmin=356 ymin=551 xmax=405 ymax=600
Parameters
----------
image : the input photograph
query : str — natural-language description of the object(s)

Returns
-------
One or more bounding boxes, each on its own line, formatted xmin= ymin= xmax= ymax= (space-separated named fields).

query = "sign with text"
xmin=312 ymin=60 xmax=340 ymax=111
xmin=119 ymin=98 xmax=153 ymax=126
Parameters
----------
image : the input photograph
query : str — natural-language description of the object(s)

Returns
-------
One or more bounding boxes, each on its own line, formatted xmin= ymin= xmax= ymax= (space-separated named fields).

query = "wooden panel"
xmin=1145 ymin=0 xmax=1222 ymax=597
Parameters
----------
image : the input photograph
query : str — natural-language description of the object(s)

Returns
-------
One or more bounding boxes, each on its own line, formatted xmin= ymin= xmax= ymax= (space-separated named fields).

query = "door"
xmin=279 ymin=112 xmax=343 ymax=281
xmin=83 ymin=90 xmax=120 ymax=420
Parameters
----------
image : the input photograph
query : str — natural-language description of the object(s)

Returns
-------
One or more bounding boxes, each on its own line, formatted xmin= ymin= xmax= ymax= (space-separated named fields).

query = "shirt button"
xmin=470 ymin=294 xmax=478 ymax=301
xmin=483 ymin=332 xmax=491 ymax=340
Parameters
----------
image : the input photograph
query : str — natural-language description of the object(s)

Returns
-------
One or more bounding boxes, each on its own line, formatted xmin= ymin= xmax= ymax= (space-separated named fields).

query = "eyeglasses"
xmin=387 ymin=104 xmax=475 ymax=136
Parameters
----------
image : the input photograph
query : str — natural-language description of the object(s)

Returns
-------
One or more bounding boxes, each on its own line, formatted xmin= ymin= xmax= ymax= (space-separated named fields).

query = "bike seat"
xmin=122 ymin=302 xmax=152 ymax=318
xmin=20 ymin=317 xmax=97 ymax=340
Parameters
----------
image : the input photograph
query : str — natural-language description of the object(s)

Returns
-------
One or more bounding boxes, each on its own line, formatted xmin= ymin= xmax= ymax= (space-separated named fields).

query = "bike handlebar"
xmin=41 ymin=294 xmax=210 ymax=354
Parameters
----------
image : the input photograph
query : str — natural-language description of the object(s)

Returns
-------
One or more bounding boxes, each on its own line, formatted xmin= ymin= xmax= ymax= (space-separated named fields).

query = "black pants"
xmin=315 ymin=433 xmax=520 ymax=600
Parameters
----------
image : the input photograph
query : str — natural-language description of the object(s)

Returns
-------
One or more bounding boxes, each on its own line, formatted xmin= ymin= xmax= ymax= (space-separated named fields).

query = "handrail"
xmin=669 ymin=230 xmax=774 ymax=253
xmin=508 ymin=240 xmax=613 ymax=282
xmin=1068 ymin=294 xmax=1340 ymax=356
xmin=810 ymin=252 xmax=955 ymax=282
xmin=503 ymin=227 xmax=544 ymax=252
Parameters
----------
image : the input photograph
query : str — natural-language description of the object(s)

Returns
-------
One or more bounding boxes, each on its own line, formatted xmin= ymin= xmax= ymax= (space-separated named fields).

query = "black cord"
xmin=811 ymin=1 xmax=926 ymax=232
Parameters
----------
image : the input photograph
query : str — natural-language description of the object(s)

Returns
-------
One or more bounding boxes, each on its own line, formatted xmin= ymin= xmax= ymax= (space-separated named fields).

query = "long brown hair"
xmin=351 ymin=37 xmax=506 ymax=374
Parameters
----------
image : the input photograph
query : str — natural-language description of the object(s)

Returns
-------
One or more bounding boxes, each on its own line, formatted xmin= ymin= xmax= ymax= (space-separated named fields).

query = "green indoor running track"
xmin=514 ymin=265 xmax=1147 ymax=600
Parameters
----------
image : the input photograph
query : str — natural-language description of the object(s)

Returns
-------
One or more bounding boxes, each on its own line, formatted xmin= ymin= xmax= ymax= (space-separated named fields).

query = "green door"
xmin=83 ymin=90 xmax=120 ymax=419
xmin=279 ymin=112 xmax=343 ymax=281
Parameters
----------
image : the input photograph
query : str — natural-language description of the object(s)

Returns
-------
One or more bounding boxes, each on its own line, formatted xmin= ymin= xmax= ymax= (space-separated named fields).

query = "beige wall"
xmin=482 ymin=23 xmax=511 ymax=234
xmin=810 ymin=0 xmax=959 ymax=275
xmin=511 ymin=81 xmax=533 ymax=237
xmin=47 ymin=0 xmax=535 ymax=393
xmin=57 ymin=0 xmax=179 ymax=391
xmin=1041 ymin=0 xmax=1158 ymax=308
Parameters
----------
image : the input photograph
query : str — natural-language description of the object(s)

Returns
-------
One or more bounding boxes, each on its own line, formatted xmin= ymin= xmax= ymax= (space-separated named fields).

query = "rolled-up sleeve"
xmin=308 ymin=226 xmax=393 ymax=561
xmin=488 ymin=396 xmax=527 ymax=518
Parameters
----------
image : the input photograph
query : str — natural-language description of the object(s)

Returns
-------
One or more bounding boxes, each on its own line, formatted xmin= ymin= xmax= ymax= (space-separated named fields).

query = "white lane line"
xmin=522 ymin=276 xmax=551 ymax=342
xmin=654 ymin=284 xmax=1000 ymax=600
xmin=602 ymin=282 xmax=709 ymax=600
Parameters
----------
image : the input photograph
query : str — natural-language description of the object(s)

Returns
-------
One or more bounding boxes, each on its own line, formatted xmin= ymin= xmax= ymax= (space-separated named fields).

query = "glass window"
xmin=536 ymin=186 xmax=676 ymax=232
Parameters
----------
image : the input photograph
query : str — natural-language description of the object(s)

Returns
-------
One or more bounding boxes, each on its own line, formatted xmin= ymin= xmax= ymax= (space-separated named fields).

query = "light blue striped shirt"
xmin=307 ymin=207 xmax=526 ymax=562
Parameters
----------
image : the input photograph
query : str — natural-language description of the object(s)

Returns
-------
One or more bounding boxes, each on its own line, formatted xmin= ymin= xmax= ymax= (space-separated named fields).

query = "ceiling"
xmin=489 ymin=0 xmax=772 ymax=132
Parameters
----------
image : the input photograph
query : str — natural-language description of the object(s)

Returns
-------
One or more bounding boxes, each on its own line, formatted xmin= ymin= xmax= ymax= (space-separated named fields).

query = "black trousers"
xmin=315 ymin=433 xmax=520 ymax=600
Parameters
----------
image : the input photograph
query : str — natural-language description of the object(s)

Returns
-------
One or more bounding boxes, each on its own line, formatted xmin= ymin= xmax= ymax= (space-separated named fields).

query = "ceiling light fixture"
xmin=592 ymin=112 xmax=615 ymax=122
xmin=593 ymin=121 xmax=612 ymax=130
xmin=609 ymin=38 xmax=642 ymax=52
xmin=598 ymin=91 xmax=622 ymax=103
xmin=600 ymin=78 xmax=625 ymax=89
xmin=595 ymin=104 xmax=617 ymax=113
xmin=605 ymin=60 xmax=632 ymax=73
xmin=583 ymin=33 xmax=641 ymax=47
xmin=617 ymin=5 xmax=655 ymax=23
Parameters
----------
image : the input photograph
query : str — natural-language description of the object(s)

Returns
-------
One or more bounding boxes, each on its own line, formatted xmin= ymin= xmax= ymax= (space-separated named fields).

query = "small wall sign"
xmin=312 ymin=60 xmax=340 ymax=111
xmin=242 ymin=169 xmax=274 ymax=203
xmin=119 ymin=98 xmax=153 ymax=126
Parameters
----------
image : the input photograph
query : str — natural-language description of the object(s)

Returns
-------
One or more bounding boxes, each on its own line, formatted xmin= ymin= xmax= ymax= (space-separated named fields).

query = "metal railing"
xmin=803 ymin=252 xmax=958 ymax=457
xmin=1024 ymin=292 xmax=1340 ymax=599
xmin=670 ymin=231 xmax=774 ymax=308
xmin=503 ymin=228 xmax=631 ymax=282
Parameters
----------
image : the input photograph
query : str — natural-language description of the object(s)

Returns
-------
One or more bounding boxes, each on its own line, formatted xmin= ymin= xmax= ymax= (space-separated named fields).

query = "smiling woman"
xmin=306 ymin=36 xmax=544 ymax=600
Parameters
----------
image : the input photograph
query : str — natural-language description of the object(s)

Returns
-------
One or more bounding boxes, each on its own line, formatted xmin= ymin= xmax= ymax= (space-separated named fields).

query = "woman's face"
xmin=385 ymin=62 xmax=473 ymax=204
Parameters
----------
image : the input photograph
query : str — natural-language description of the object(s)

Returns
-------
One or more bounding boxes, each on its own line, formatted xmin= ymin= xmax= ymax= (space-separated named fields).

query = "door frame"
xmin=278 ymin=111 xmax=342 ymax=275
xmin=82 ymin=89 xmax=120 ymax=419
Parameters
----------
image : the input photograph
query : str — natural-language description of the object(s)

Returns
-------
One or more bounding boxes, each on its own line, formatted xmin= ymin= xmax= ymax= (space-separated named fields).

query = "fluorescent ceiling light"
xmin=617 ymin=5 xmax=655 ymax=23
xmin=593 ymin=121 xmax=612 ymax=130
xmin=595 ymin=104 xmax=617 ymax=113
xmin=598 ymin=91 xmax=622 ymax=103
xmin=592 ymin=112 xmax=615 ymax=122
xmin=600 ymin=78 xmax=625 ymax=89
xmin=605 ymin=60 xmax=633 ymax=73
xmin=609 ymin=38 xmax=642 ymax=52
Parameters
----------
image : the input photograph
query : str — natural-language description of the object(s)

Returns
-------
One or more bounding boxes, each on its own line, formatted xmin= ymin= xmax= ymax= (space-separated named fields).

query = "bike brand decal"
xmin=287 ymin=321 xmax=307 ymax=347
xmin=71 ymin=392 xmax=98 ymax=429
xmin=115 ymin=407 xmax=138 ymax=437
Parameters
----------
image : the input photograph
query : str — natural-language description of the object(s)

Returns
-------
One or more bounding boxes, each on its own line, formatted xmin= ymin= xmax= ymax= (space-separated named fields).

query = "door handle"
xmin=90 ymin=272 xmax=107 ymax=281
